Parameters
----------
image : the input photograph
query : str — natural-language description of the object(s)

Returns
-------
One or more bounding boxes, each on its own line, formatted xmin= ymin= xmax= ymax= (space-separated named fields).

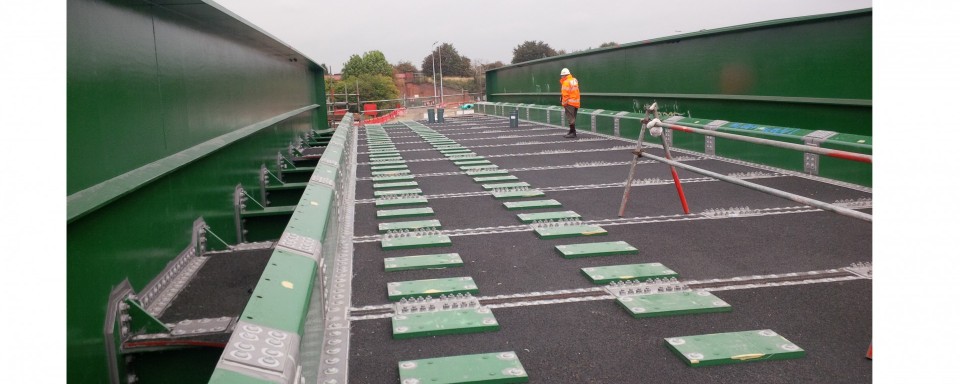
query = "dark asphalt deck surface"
xmin=349 ymin=115 xmax=872 ymax=383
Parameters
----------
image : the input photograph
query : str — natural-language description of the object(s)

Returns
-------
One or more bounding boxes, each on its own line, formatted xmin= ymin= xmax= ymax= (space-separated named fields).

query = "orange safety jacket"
xmin=561 ymin=75 xmax=581 ymax=108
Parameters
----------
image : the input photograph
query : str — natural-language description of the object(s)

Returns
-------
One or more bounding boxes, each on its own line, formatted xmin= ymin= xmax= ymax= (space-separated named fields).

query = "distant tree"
xmin=484 ymin=61 xmax=505 ymax=71
xmin=342 ymin=51 xmax=393 ymax=78
xmin=319 ymin=63 xmax=331 ymax=75
xmin=556 ymin=49 xmax=568 ymax=55
xmin=599 ymin=41 xmax=618 ymax=48
xmin=334 ymin=74 xmax=400 ymax=112
xmin=394 ymin=61 xmax=417 ymax=73
xmin=421 ymin=43 xmax=473 ymax=77
xmin=512 ymin=41 xmax=558 ymax=64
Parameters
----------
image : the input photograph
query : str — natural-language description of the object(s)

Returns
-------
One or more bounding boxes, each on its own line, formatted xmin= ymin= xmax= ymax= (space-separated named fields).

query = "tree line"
xmin=324 ymin=40 xmax=618 ymax=110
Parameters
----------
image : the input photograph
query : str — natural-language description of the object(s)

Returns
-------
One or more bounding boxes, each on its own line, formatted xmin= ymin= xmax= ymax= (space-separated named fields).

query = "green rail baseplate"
xmin=517 ymin=210 xmax=580 ymax=223
xmin=483 ymin=182 xmax=531 ymax=190
xmin=664 ymin=329 xmax=804 ymax=367
xmin=387 ymin=277 xmax=478 ymax=301
xmin=468 ymin=169 xmax=508 ymax=176
xmin=381 ymin=234 xmax=453 ymax=250
xmin=580 ymin=263 xmax=678 ymax=284
xmin=461 ymin=165 xmax=499 ymax=171
xmin=492 ymin=190 xmax=546 ymax=200
xmin=455 ymin=160 xmax=493 ymax=166
xmin=373 ymin=188 xmax=422 ymax=197
xmin=370 ymin=164 xmax=409 ymax=171
xmin=474 ymin=175 xmax=518 ymax=183
xmin=369 ymin=156 xmax=403 ymax=162
xmin=384 ymin=253 xmax=463 ymax=271
xmin=369 ymin=160 xmax=406 ymax=166
xmin=392 ymin=307 xmax=498 ymax=339
xmin=378 ymin=219 xmax=442 ymax=233
xmin=373 ymin=181 xmax=418 ymax=190
xmin=534 ymin=225 xmax=607 ymax=239
xmin=503 ymin=199 xmax=563 ymax=210
xmin=398 ymin=351 xmax=528 ymax=384
xmin=375 ymin=197 xmax=429 ymax=207
xmin=371 ymin=170 xmax=411 ymax=176
xmin=617 ymin=290 xmax=732 ymax=318
xmin=376 ymin=207 xmax=435 ymax=219
xmin=372 ymin=174 xmax=415 ymax=182
xmin=554 ymin=241 xmax=636 ymax=258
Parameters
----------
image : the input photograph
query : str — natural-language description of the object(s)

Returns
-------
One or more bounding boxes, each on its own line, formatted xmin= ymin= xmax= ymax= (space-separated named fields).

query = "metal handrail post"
xmin=640 ymin=152 xmax=872 ymax=222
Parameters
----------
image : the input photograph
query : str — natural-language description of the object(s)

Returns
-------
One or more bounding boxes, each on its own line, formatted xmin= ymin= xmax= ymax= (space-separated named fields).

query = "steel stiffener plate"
xmin=580 ymin=262 xmax=677 ymax=284
xmin=392 ymin=308 xmax=499 ymax=339
xmin=387 ymin=276 xmax=478 ymax=301
xmin=503 ymin=199 xmax=563 ymax=210
xmin=618 ymin=291 xmax=732 ymax=318
xmin=378 ymin=219 xmax=442 ymax=233
xmin=664 ymin=329 xmax=804 ymax=367
xmin=534 ymin=225 xmax=607 ymax=239
xmin=398 ymin=351 xmax=527 ymax=384
xmin=554 ymin=240 xmax=636 ymax=258
xmin=384 ymin=253 xmax=463 ymax=271
xmin=375 ymin=197 xmax=429 ymax=207
xmin=381 ymin=234 xmax=453 ymax=251
xmin=376 ymin=207 xmax=435 ymax=219
xmin=516 ymin=211 xmax=579 ymax=223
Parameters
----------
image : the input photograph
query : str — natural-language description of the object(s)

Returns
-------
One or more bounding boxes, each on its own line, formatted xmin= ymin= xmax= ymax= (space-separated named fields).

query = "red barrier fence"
xmin=354 ymin=108 xmax=406 ymax=126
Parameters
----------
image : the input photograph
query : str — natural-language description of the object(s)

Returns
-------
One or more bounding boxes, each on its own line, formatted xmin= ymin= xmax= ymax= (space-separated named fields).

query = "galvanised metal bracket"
xmin=233 ymin=184 xmax=247 ymax=243
xmin=104 ymin=280 xmax=134 ymax=384
xmin=123 ymin=297 xmax=171 ymax=335
xmin=259 ymin=165 xmax=270 ymax=207
xmin=703 ymin=120 xmax=729 ymax=155
xmin=802 ymin=130 xmax=838 ymax=175
xmin=613 ymin=111 xmax=629 ymax=136
xmin=139 ymin=218 xmax=210 ymax=318
xmin=590 ymin=109 xmax=605 ymax=132
xmin=275 ymin=153 xmax=285 ymax=183
xmin=216 ymin=321 xmax=303 ymax=384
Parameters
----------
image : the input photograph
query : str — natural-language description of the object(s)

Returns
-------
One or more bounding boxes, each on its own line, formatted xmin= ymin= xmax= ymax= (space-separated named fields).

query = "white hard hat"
xmin=560 ymin=68 xmax=570 ymax=76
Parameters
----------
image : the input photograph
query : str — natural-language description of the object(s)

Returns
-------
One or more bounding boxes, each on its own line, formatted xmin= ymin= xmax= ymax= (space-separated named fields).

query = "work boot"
xmin=564 ymin=132 xmax=577 ymax=138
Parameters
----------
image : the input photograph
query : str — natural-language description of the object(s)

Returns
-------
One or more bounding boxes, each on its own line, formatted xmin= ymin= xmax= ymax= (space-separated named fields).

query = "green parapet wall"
xmin=479 ymin=102 xmax=871 ymax=187
xmin=66 ymin=0 xmax=327 ymax=382
xmin=485 ymin=9 xmax=871 ymax=136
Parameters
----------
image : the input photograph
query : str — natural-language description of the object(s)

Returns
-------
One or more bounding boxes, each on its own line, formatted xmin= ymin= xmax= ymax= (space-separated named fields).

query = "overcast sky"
xmin=214 ymin=0 xmax=872 ymax=73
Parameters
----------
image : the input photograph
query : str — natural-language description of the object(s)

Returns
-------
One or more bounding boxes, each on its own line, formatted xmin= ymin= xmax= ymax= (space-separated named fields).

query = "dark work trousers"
xmin=564 ymin=105 xmax=578 ymax=133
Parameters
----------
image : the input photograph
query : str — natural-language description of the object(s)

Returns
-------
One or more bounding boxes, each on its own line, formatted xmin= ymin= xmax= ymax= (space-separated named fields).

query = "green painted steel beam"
xmin=67 ymin=105 xmax=320 ymax=223
xmin=503 ymin=199 xmax=562 ymax=210
xmin=240 ymin=205 xmax=297 ymax=218
xmin=392 ymin=307 xmax=499 ymax=339
xmin=492 ymin=190 xmax=546 ymax=199
xmin=664 ymin=329 xmax=804 ymax=367
xmin=375 ymin=197 xmax=429 ymax=207
xmin=484 ymin=182 xmax=531 ymax=191
xmin=617 ymin=291 xmax=731 ymax=318
xmin=534 ymin=225 xmax=607 ymax=239
xmin=387 ymin=277 xmax=479 ymax=301
xmin=376 ymin=207 xmax=435 ymax=219
xmin=581 ymin=263 xmax=678 ymax=284
xmin=553 ymin=240 xmax=636 ymax=258
xmin=398 ymin=351 xmax=528 ymax=384
xmin=384 ymin=253 xmax=463 ymax=271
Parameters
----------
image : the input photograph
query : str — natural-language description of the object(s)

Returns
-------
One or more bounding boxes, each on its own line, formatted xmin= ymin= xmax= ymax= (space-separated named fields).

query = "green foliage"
xmin=511 ymin=41 xmax=558 ymax=64
xmin=394 ymin=61 xmax=417 ymax=73
xmin=420 ymin=43 xmax=473 ymax=77
xmin=342 ymin=51 xmax=394 ymax=78
xmin=331 ymin=74 xmax=400 ymax=112
xmin=599 ymin=41 xmax=618 ymax=48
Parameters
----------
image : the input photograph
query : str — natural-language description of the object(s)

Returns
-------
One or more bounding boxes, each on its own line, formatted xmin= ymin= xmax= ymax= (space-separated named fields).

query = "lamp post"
xmin=438 ymin=43 xmax=444 ymax=106
xmin=431 ymin=41 xmax=438 ymax=106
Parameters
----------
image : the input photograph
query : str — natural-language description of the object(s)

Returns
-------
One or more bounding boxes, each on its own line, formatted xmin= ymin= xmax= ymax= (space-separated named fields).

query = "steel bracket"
xmin=802 ymin=130 xmax=838 ymax=174
xmin=234 ymin=184 xmax=247 ymax=243
xmin=703 ymin=120 xmax=728 ymax=155
xmin=590 ymin=109 xmax=605 ymax=132
xmin=216 ymin=321 xmax=302 ymax=384
xmin=613 ymin=111 xmax=629 ymax=137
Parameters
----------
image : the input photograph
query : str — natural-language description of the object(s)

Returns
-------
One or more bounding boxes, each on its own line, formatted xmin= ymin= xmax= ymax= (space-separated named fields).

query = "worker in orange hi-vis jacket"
xmin=560 ymin=68 xmax=581 ymax=138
